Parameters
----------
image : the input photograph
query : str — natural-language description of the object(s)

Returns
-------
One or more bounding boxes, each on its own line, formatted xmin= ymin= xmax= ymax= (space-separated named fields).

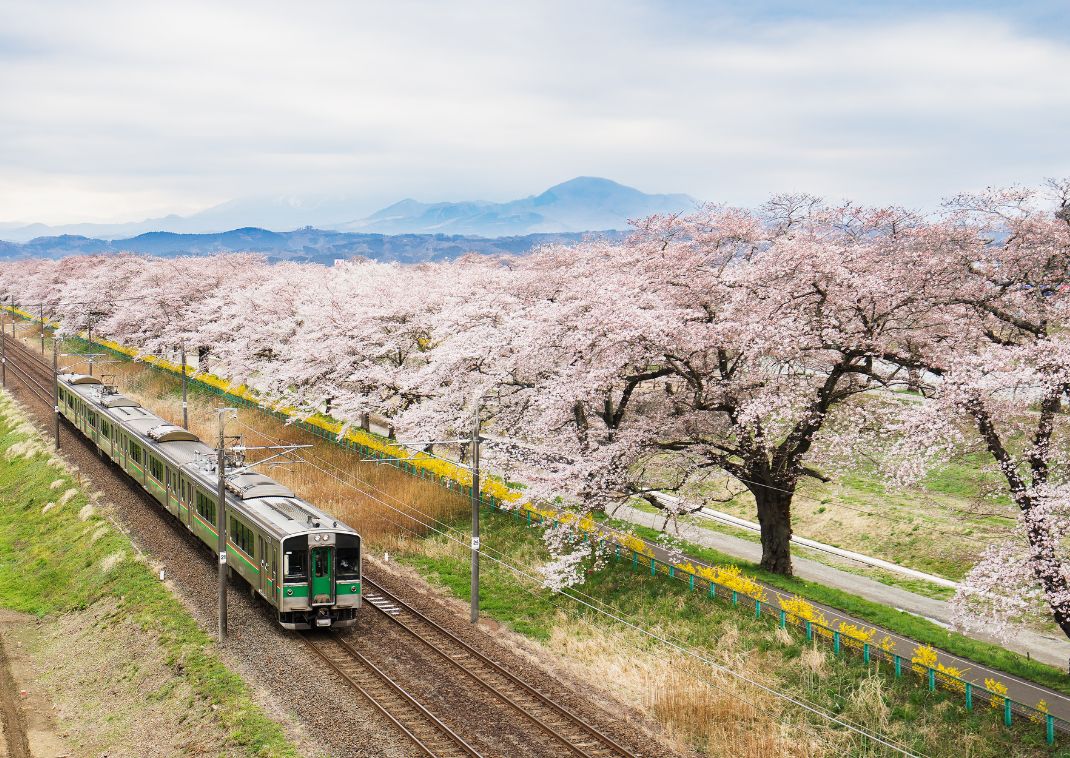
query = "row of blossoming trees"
xmin=1 ymin=182 xmax=1068 ymax=639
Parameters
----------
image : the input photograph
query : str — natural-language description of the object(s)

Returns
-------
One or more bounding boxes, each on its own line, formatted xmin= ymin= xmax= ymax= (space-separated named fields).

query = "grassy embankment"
xmin=0 ymin=389 xmax=298 ymax=757
xmin=392 ymin=512 xmax=1067 ymax=757
xmin=59 ymin=334 xmax=1070 ymax=756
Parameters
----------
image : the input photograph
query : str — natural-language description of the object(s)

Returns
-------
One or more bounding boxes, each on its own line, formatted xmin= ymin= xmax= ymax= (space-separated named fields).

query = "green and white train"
xmin=57 ymin=372 xmax=361 ymax=629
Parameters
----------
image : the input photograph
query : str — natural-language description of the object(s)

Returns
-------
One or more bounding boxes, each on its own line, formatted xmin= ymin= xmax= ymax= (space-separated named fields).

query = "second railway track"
xmin=362 ymin=577 xmax=638 ymax=758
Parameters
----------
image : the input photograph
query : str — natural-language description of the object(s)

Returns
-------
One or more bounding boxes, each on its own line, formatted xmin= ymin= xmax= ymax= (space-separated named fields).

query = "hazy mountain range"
xmin=0 ymin=177 xmax=697 ymax=244
xmin=0 ymin=228 xmax=630 ymax=264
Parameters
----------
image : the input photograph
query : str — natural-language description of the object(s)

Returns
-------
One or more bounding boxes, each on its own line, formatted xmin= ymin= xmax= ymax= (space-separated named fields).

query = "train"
xmin=56 ymin=371 xmax=361 ymax=629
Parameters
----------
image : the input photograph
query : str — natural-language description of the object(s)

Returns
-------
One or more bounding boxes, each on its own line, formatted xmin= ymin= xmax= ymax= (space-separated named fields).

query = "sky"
xmin=1 ymin=0 xmax=1069 ymax=225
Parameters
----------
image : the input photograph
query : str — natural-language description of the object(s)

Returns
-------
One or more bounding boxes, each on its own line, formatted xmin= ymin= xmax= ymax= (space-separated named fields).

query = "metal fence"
xmin=493 ymin=502 xmax=1066 ymax=746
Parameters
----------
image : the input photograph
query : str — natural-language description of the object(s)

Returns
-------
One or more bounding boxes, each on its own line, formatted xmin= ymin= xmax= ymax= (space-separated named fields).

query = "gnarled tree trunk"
xmin=753 ymin=483 xmax=794 ymax=576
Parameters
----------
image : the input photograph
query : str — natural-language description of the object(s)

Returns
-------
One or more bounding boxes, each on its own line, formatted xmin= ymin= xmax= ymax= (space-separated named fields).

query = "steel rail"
xmin=3 ymin=355 xmax=53 ymax=404
xmin=363 ymin=576 xmax=637 ymax=758
xmin=4 ymin=337 xmax=53 ymax=375
xmin=301 ymin=632 xmax=484 ymax=758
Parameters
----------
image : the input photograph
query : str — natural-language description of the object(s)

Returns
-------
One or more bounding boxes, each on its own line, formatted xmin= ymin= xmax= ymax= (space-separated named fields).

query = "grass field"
xmin=391 ymin=509 xmax=1068 ymax=757
xmin=0 ymin=389 xmax=297 ymax=757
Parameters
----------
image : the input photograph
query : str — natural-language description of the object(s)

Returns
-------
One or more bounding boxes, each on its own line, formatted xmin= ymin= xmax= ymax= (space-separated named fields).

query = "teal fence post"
xmin=708 ymin=582 xmax=716 ymax=599
xmin=1047 ymin=714 xmax=1054 ymax=745
xmin=928 ymin=668 xmax=935 ymax=691
xmin=894 ymin=655 xmax=902 ymax=678
xmin=1004 ymin=698 xmax=1012 ymax=727
xmin=779 ymin=610 xmax=786 ymax=629
xmin=527 ymin=510 xmax=531 ymax=525
xmin=689 ymin=573 xmax=695 ymax=591
xmin=863 ymin=643 xmax=870 ymax=664
xmin=651 ymin=557 xmax=656 ymax=576
xmin=806 ymin=621 xmax=812 ymax=641
xmin=755 ymin=600 xmax=761 ymax=619
xmin=669 ymin=565 xmax=675 ymax=578
xmin=732 ymin=591 xmax=738 ymax=606
xmin=965 ymin=683 xmax=972 ymax=711
xmin=833 ymin=632 xmax=841 ymax=656
xmin=632 ymin=551 xmax=638 ymax=570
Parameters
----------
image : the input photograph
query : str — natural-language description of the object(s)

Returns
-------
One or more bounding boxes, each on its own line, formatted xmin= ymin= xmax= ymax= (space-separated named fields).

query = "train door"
xmin=310 ymin=547 xmax=333 ymax=604
xmin=257 ymin=536 xmax=268 ymax=596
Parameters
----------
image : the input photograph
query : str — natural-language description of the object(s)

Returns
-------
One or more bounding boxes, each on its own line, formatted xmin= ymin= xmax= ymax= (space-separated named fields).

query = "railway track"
xmin=2 ymin=337 xmax=642 ymax=757
xmin=302 ymin=632 xmax=484 ymax=758
xmin=362 ymin=577 xmax=638 ymax=758
xmin=2 ymin=335 xmax=55 ymax=405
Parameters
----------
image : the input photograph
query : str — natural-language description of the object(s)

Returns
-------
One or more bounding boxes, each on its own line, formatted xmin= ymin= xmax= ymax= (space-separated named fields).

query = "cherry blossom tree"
xmin=888 ymin=180 xmax=1070 ymax=639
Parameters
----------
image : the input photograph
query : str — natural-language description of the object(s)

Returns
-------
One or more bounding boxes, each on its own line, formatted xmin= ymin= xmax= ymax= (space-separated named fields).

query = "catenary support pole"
xmin=53 ymin=340 xmax=59 ymax=450
xmin=180 ymin=342 xmax=188 ymax=430
xmin=39 ymin=305 xmax=45 ymax=354
xmin=470 ymin=401 xmax=481 ymax=624
xmin=217 ymin=409 xmax=230 ymax=641
xmin=1 ymin=311 xmax=5 ymax=388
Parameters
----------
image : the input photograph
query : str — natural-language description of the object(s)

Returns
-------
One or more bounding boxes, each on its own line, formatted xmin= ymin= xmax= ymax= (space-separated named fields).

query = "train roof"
xmin=59 ymin=374 xmax=357 ymax=542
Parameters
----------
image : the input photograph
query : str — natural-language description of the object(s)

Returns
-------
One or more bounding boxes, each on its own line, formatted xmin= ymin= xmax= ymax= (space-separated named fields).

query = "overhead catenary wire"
xmin=230 ymin=418 xmax=917 ymax=755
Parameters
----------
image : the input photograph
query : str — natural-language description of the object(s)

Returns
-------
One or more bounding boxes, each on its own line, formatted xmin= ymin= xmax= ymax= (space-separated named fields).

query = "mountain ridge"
xmin=0 ymin=177 xmax=696 ymax=242
xmin=0 ymin=228 xmax=628 ymax=264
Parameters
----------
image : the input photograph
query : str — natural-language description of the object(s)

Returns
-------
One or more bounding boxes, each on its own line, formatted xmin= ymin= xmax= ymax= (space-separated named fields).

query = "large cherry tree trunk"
xmin=752 ymin=480 xmax=795 ymax=576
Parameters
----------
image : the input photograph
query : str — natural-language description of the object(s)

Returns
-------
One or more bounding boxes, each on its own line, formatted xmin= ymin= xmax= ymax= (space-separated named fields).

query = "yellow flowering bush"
xmin=779 ymin=594 xmax=830 ymax=636
xmin=1030 ymin=699 xmax=1050 ymax=724
xmin=837 ymin=621 xmax=876 ymax=648
xmin=985 ymin=677 xmax=1009 ymax=709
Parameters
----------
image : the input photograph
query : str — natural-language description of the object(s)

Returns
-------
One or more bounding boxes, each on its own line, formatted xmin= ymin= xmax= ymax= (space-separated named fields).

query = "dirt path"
xmin=0 ymin=631 xmax=29 ymax=758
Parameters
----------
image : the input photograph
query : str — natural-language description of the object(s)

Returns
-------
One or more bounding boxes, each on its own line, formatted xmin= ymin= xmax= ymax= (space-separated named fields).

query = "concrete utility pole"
xmin=216 ymin=408 xmax=235 ymax=642
xmin=53 ymin=340 xmax=59 ymax=450
xmin=470 ymin=401 xmax=481 ymax=624
xmin=39 ymin=304 xmax=45 ymax=355
xmin=1 ymin=310 xmax=5 ymax=389
xmin=180 ymin=343 xmax=189 ymax=430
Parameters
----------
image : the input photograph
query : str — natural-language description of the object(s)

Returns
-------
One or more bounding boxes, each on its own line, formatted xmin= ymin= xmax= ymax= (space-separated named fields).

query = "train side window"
xmin=100 ymin=421 xmax=110 ymax=439
xmin=195 ymin=492 xmax=216 ymax=523
xmin=128 ymin=440 xmax=142 ymax=464
xmin=149 ymin=457 xmax=164 ymax=481
xmin=87 ymin=413 xmax=97 ymax=429
xmin=337 ymin=548 xmax=359 ymax=579
xmin=284 ymin=552 xmax=307 ymax=581
xmin=229 ymin=517 xmax=254 ymax=554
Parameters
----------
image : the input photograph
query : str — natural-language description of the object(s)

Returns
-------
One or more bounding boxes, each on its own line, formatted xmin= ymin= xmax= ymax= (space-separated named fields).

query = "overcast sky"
xmin=2 ymin=0 xmax=1068 ymax=224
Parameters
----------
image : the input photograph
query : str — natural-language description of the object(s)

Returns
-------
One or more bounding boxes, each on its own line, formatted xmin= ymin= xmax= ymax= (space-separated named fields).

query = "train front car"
xmin=258 ymin=494 xmax=362 ymax=630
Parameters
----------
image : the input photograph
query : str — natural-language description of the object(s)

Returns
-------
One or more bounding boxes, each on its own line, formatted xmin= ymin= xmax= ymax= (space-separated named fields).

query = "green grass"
xmin=391 ymin=510 xmax=1069 ymax=757
xmin=614 ymin=519 xmax=1070 ymax=697
xmin=0 ymin=392 xmax=297 ymax=758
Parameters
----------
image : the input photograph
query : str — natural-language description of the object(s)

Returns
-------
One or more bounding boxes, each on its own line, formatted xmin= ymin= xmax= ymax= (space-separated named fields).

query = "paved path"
xmin=611 ymin=503 xmax=1070 ymax=725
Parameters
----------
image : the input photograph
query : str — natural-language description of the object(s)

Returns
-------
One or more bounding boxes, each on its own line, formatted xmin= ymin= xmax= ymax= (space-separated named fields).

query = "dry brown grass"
xmin=83 ymin=356 xmax=468 ymax=546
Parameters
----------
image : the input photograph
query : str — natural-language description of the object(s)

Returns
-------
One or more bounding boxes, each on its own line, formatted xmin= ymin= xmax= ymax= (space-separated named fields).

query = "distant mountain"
xmin=0 ymin=178 xmax=696 ymax=242
xmin=341 ymin=177 xmax=696 ymax=235
xmin=0 ymin=228 xmax=626 ymax=264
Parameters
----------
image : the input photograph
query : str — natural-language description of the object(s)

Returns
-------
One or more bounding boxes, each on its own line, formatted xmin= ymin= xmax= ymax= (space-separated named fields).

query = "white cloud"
xmin=0 ymin=0 xmax=1068 ymax=223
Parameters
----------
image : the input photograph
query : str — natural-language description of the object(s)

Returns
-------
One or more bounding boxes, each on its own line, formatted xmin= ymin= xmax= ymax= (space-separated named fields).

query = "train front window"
xmin=314 ymin=550 xmax=330 ymax=578
xmin=284 ymin=552 xmax=307 ymax=581
xmin=337 ymin=548 xmax=359 ymax=580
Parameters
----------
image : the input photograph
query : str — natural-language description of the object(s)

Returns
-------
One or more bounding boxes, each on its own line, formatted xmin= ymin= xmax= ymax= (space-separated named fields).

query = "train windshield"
xmin=284 ymin=551 xmax=307 ymax=581
xmin=337 ymin=548 xmax=359 ymax=580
